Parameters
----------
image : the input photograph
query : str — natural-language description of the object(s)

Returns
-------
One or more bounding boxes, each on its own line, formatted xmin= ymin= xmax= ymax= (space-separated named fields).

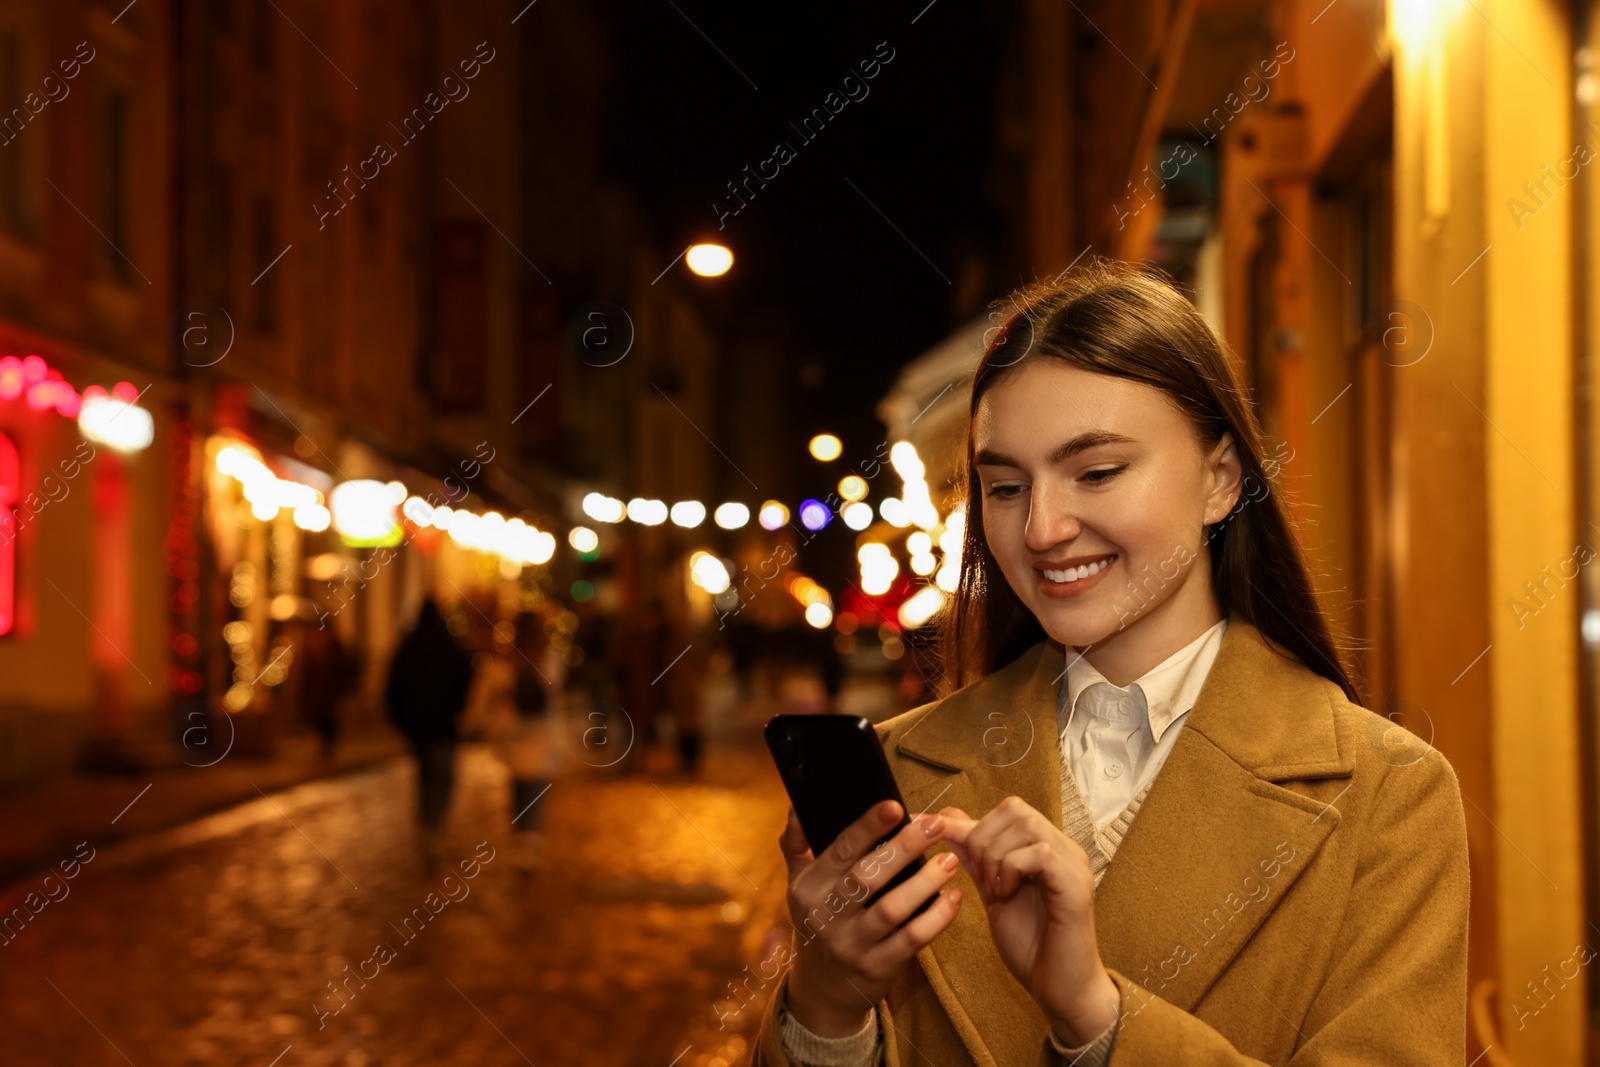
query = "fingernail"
xmin=940 ymin=852 xmax=959 ymax=870
xmin=921 ymin=815 xmax=945 ymax=838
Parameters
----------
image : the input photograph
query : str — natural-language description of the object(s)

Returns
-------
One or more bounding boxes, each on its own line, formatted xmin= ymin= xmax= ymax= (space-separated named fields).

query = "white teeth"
xmin=1041 ymin=556 xmax=1115 ymax=584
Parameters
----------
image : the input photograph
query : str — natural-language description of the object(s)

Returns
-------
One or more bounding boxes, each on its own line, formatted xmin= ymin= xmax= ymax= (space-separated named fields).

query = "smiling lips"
xmin=1037 ymin=553 xmax=1117 ymax=585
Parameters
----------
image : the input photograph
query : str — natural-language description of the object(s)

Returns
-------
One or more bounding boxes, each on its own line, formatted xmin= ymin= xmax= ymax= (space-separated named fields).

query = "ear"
xmin=1202 ymin=432 xmax=1244 ymax=525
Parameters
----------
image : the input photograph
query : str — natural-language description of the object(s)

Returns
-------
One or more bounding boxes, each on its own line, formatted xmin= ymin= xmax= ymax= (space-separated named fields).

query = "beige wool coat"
xmin=751 ymin=616 xmax=1471 ymax=1065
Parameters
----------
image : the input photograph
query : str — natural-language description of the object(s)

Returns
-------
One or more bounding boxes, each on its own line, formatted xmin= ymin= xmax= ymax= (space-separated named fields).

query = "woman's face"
xmin=972 ymin=358 xmax=1242 ymax=668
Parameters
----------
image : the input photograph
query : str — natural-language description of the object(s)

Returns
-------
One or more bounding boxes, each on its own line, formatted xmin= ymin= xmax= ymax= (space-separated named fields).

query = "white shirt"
xmin=1059 ymin=617 xmax=1228 ymax=828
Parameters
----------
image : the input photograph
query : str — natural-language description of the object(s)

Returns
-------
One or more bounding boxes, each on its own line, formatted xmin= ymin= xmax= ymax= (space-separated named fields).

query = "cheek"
xmin=982 ymin=504 xmax=1028 ymax=574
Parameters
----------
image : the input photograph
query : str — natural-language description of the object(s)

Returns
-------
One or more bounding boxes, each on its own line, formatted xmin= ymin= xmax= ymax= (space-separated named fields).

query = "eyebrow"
xmin=973 ymin=430 xmax=1138 ymax=469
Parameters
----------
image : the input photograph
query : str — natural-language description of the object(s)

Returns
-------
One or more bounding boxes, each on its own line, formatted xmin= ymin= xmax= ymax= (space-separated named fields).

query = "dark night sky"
xmin=605 ymin=0 xmax=1016 ymax=448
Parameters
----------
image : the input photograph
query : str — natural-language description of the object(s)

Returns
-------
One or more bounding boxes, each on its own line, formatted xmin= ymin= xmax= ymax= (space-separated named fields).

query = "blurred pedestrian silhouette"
xmin=467 ymin=615 xmax=563 ymax=874
xmin=666 ymin=624 xmax=709 ymax=775
xmin=621 ymin=598 xmax=673 ymax=771
xmin=384 ymin=598 xmax=474 ymax=868
xmin=301 ymin=622 xmax=354 ymax=759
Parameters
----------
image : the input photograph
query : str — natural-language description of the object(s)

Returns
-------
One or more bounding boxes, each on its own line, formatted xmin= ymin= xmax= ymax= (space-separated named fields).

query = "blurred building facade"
xmin=0 ymin=0 xmax=737 ymax=784
xmin=883 ymin=0 xmax=1598 ymax=1061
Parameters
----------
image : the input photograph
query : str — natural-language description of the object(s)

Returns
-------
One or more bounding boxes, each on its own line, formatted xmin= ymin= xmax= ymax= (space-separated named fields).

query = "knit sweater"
xmin=776 ymin=763 xmax=1151 ymax=1065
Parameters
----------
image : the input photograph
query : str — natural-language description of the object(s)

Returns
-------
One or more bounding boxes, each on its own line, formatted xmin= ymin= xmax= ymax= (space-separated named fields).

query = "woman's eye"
xmin=985 ymin=483 xmax=1025 ymax=499
xmin=1083 ymin=466 xmax=1127 ymax=485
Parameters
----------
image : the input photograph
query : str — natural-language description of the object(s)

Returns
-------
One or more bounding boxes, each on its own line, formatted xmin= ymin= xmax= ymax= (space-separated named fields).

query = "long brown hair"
xmin=940 ymin=256 xmax=1362 ymax=706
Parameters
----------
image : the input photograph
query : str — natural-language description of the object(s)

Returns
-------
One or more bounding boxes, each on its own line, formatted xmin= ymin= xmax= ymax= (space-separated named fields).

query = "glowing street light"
xmin=842 ymin=502 xmax=874 ymax=530
xmin=686 ymin=243 xmax=733 ymax=277
xmin=714 ymin=502 xmax=750 ymax=530
xmin=671 ymin=500 xmax=707 ymax=528
xmin=758 ymin=500 xmax=789 ymax=530
xmin=809 ymin=433 xmax=842 ymax=462
xmin=582 ymin=492 xmax=626 ymax=523
xmin=627 ymin=498 xmax=668 ymax=525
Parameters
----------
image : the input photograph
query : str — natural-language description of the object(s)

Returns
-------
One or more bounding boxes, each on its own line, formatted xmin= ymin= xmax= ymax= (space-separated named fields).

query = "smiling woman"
xmin=948 ymin=257 xmax=1348 ymax=694
xmin=755 ymin=256 xmax=1470 ymax=1066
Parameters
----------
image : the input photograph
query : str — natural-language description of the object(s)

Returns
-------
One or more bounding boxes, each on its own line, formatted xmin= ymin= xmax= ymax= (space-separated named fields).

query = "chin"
xmin=1027 ymin=599 xmax=1127 ymax=650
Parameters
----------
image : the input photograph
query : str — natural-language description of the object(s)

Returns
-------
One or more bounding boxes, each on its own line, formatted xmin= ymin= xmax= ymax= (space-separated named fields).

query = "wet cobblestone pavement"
xmin=0 ymin=740 xmax=793 ymax=1066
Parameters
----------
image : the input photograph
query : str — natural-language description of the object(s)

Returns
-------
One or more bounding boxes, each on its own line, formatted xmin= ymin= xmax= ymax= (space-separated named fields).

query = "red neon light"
xmin=0 ymin=355 xmax=134 ymax=421
xmin=0 ymin=433 xmax=15 ymax=635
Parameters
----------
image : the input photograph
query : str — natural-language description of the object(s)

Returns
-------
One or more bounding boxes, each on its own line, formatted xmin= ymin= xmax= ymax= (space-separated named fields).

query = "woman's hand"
xmin=937 ymin=796 xmax=1120 ymax=1047
xmin=779 ymin=800 xmax=964 ymax=1037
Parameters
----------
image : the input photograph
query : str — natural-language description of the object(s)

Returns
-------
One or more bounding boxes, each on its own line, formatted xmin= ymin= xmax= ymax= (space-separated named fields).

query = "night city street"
xmin=2 ymin=732 xmax=793 ymax=1067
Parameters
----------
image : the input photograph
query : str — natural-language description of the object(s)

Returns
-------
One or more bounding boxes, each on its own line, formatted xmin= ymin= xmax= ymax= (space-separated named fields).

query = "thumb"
xmin=779 ymin=807 xmax=814 ymax=879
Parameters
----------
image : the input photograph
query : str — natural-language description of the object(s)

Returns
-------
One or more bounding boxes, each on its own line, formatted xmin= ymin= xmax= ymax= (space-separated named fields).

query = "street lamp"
xmin=686 ymin=243 xmax=733 ymax=277
xmin=809 ymin=433 xmax=842 ymax=461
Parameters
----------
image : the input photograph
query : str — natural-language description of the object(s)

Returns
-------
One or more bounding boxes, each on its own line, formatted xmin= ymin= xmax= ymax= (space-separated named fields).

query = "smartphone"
xmin=765 ymin=713 xmax=935 ymax=918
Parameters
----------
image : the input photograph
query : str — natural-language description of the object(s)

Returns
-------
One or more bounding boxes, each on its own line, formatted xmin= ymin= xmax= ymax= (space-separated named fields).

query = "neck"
xmin=1072 ymin=574 xmax=1223 ymax=686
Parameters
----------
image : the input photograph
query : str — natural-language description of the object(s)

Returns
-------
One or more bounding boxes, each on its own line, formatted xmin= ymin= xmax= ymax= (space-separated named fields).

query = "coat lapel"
xmin=886 ymin=615 xmax=1355 ymax=1062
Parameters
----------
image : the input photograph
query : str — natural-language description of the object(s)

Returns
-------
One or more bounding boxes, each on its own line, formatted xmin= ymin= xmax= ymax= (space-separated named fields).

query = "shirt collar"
xmin=1059 ymin=617 xmax=1229 ymax=744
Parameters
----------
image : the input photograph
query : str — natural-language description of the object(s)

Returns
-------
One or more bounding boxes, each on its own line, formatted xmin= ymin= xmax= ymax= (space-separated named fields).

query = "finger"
xmin=779 ymin=807 xmax=814 ymax=879
xmin=832 ymin=810 xmax=948 ymax=917
xmin=858 ymin=886 xmax=964 ymax=978
xmin=994 ymin=840 xmax=1090 ymax=909
xmin=816 ymin=799 xmax=903 ymax=879
xmin=961 ymin=797 xmax=1032 ymax=894
xmin=853 ymin=849 xmax=962 ymax=944
xmin=934 ymin=807 xmax=978 ymax=846
xmin=973 ymin=814 xmax=1058 ymax=896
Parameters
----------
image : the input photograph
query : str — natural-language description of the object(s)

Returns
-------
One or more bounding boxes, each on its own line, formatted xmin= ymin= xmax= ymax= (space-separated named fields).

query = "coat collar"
xmin=891 ymin=614 xmax=1353 ymax=1066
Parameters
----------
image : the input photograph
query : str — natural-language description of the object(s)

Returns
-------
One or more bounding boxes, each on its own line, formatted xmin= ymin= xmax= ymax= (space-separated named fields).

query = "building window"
xmin=204 ymin=162 xmax=234 ymax=309
xmin=251 ymin=195 xmax=277 ymax=333
xmin=98 ymin=90 xmax=130 ymax=284
xmin=0 ymin=30 xmax=27 ymax=239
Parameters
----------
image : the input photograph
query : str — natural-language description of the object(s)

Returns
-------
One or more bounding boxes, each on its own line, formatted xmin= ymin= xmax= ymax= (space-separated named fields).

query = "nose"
xmin=1024 ymin=481 xmax=1081 ymax=554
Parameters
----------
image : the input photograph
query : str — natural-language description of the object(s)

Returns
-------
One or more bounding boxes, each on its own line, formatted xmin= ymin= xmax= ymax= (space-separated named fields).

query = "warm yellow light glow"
xmin=714 ymin=502 xmax=750 ymax=529
xmin=787 ymin=576 xmax=831 ymax=607
xmin=293 ymin=503 xmax=331 ymax=532
xmin=860 ymin=552 xmax=899 ymax=596
xmin=582 ymin=492 xmax=626 ymax=523
xmin=805 ymin=602 xmax=834 ymax=629
xmin=758 ymin=501 xmax=789 ymax=530
xmin=671 ymin=501 xmax=707 ymax=528
xmin=899 ymin=586 xmax=946 ymax=630
xmin=838 ymin=475 xmax=868 ymax=502
xmin=690 ymin=551 xmax=732 ymax=594
xmin=1392 ymin=0 xmax=1438 ymax=55
xmin=627 ymin=498 xmax=669 ymax=525
xmin=569 ymin=526 xmax=599 ymax=553
xmin=809 ymin=434 xmax=843 ymax=462
xmin=889 ymin=441 xmax=924 ymax=480
xmin=79 ymin=394 xmax=154 ymax=452
xmin=402 ymin=496 xmax=434 ymax=527
xmin=842 ymin=502 xmax=874 ymax=530
xmin=686 ymin=243 xmax=733 ymax=277
xmin=326 ymin=483 xmax=398 ymax=547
